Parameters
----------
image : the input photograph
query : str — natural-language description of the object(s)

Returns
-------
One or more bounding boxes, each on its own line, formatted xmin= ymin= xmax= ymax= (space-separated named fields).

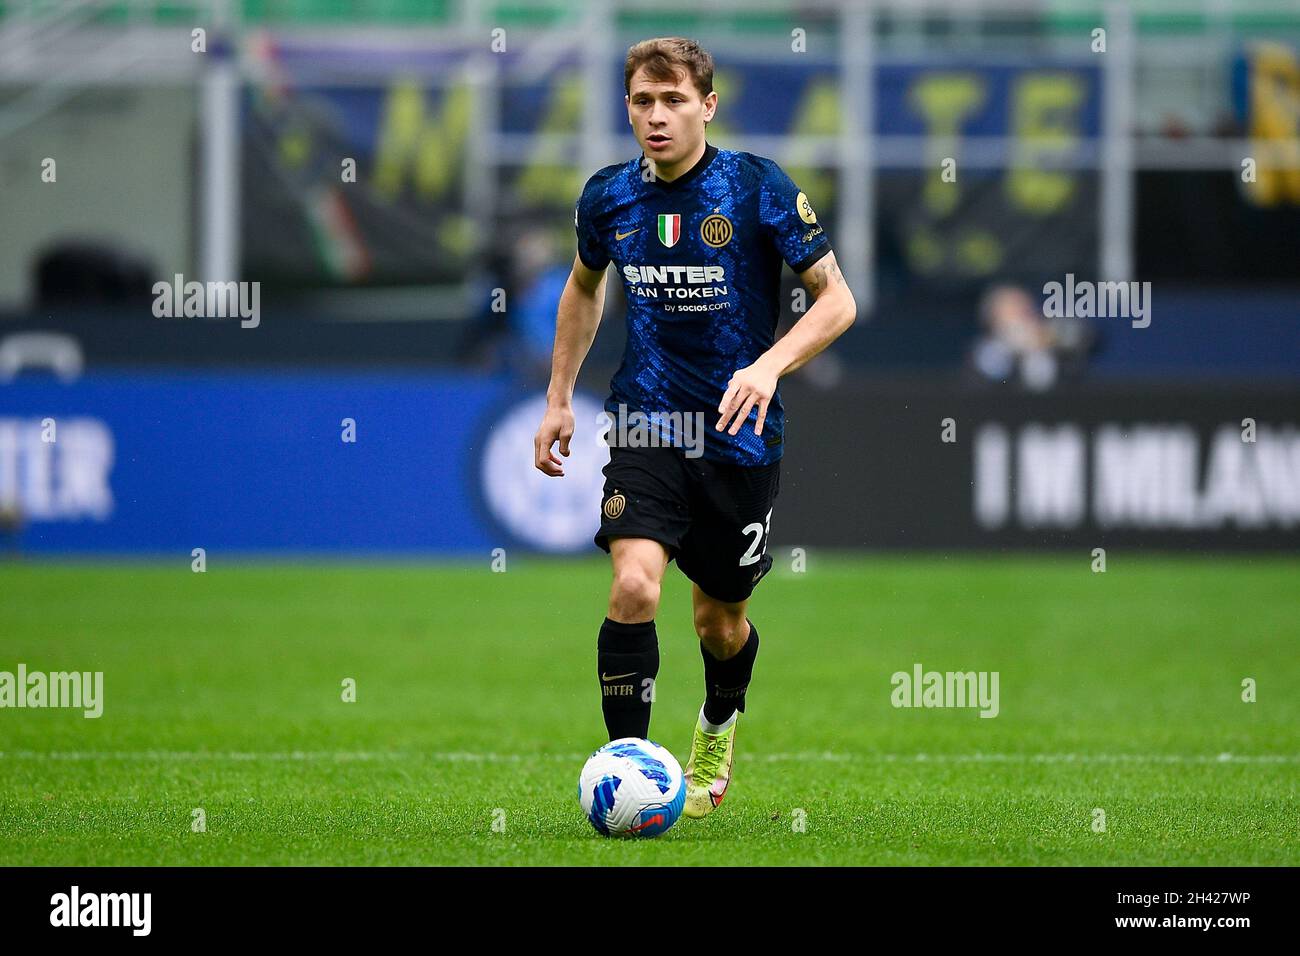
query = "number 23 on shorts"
xmin=739 ymin=508 xmax=773 ymax=567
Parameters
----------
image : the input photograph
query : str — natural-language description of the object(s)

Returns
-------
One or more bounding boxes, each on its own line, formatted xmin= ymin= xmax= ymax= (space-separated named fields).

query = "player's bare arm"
xmin=534 ymin=254 xmax=608 ymax=477
xmin=715 ymin=250 xmax=858 ymax=436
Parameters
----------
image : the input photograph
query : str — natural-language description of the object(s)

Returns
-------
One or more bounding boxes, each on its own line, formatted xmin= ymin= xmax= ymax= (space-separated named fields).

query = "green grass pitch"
xmin=1 ymin=555 xmax=1296 ymax=866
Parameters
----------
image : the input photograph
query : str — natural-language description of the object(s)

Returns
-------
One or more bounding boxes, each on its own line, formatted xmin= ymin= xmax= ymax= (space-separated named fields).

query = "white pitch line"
xmin=0 ymin=751 xmax=1296 ymax=764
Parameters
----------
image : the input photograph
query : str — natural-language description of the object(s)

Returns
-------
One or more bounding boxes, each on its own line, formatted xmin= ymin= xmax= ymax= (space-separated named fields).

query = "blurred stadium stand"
xmin=1 ymin=0 xmax=1296 ymax=372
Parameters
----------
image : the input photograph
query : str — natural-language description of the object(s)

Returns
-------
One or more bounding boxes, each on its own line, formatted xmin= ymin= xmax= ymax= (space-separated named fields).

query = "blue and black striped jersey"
xmin=575 ymin=142 xmax=832 ymax=466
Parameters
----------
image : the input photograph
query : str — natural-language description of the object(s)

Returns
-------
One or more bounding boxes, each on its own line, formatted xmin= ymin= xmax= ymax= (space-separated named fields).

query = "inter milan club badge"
xmin=701 ymin=210 xmax=733 ymax=248
xmin=657 ymin=213 xmax=681 ymax=247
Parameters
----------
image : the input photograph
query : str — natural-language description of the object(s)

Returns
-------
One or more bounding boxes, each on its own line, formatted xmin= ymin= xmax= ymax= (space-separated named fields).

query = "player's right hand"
xmin=534 ymin=403 xmax=575 ymax=477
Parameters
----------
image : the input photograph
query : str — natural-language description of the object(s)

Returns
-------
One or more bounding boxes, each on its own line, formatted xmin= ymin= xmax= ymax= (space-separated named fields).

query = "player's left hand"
xmin=716 ymin=358 xmax=780 ymax=436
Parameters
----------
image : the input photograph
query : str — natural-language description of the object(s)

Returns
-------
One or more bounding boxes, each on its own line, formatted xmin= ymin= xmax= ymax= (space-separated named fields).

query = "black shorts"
xmin=594 ymin=444 xmax=781 ymax=603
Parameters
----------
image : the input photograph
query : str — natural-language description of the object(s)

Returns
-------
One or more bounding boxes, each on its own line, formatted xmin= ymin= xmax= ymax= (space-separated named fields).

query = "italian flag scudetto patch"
xmin=657 ymin=214 xmax=681 ymax=247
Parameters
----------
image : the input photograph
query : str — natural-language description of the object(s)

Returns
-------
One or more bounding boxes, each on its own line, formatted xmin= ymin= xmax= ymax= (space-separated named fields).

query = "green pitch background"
xmin=1 ymin=556 xmax=1296 ymax=866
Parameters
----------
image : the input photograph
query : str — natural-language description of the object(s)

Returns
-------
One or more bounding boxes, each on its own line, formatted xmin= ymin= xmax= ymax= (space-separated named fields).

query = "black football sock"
xmin=700 ymin=619 xmax=760 ymax=725
xmin=597 ymin=618 xmax=659 ymax=740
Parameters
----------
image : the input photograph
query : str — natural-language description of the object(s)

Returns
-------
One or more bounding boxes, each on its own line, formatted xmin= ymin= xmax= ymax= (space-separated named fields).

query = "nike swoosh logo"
xmin=601 ymin=671 xmax=635 ymax=682
xmin=614 ymin=228 xmax=640 ymax=240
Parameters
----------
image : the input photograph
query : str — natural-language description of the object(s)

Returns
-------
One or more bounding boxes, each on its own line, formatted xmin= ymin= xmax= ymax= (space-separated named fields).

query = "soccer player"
xmin=534 ymin=37 xmax=856 ymax=819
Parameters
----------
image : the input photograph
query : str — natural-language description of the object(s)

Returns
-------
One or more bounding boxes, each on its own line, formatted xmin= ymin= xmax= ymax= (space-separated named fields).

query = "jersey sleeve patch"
xmin=758 ymin=161 xmax=831 ymax=273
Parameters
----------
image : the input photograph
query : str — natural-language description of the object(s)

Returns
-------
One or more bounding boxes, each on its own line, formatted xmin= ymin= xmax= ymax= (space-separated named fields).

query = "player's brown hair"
xmin=624 ymin=37 xmax=714 ymax=99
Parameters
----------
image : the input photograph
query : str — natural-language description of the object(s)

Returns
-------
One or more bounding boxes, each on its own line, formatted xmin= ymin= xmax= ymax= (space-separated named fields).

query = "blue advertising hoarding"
xmin=0 ymin=372 xmax=611 ymax=555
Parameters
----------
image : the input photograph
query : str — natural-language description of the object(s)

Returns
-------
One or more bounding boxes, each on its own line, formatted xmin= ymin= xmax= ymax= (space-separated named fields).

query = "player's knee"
xmin=694 ymin=606 xmax=746 ymax=654
xmin=609 ymin=565 xmax=661 ymax=620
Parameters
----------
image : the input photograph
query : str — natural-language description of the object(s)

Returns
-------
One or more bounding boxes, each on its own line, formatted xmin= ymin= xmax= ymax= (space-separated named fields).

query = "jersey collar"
xmin=640 ymin=141 xmax=718 ymax=191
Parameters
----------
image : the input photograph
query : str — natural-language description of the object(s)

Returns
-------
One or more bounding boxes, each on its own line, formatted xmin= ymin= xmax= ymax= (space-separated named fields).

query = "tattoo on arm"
xmin=803 ymin=255 xmax=845 ymax=298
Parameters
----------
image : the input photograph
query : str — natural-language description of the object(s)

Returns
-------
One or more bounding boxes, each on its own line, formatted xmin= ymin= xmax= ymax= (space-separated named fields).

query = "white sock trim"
xmin=699 ymin=704 xmax=737 ymax=735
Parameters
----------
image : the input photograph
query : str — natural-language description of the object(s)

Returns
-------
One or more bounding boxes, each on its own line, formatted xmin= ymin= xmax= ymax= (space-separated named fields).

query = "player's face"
xmin=626 ymin=67 xmax=717 ymax=170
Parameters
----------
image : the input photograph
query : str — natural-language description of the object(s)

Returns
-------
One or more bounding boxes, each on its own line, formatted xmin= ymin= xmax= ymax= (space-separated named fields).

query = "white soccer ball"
xmin=578 ymin=737 xmax=686 ymax=838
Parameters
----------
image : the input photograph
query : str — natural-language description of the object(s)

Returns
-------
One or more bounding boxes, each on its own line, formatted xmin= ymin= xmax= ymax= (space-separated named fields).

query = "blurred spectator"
xmin=506 ymin=228 xmax=569 ymax=378
xmin=967 ymin=283 xmax=1093 ymax=391
xmin=457 ymin=225 xmax=569 ymax=383
xmin=34 ymin=242 xmax=155 ymax=311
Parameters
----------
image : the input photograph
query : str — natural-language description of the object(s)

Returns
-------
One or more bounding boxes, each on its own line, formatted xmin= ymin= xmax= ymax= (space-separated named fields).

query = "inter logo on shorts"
xmin=700 ymin=213 xmax=733 ymax=248
xmin=657 ymin=214 xmax=681 ymax=248
xmin=603 ymin=493 xmax=626 ymax=520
